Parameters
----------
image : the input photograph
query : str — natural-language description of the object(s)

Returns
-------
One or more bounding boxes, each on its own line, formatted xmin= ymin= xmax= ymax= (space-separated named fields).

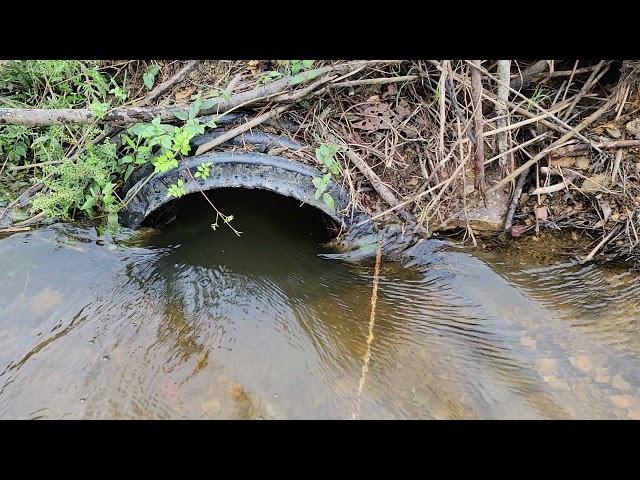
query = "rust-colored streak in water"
xmin=352 ymin=240 xmax=383 ymax=420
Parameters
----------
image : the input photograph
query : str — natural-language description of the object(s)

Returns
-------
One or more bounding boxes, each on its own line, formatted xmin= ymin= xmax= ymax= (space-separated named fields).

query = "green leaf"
xmin=143 ymin=64 xmax=160 ymax=90
xmin=331 ymin=161 xmax=340 ymax=175
xmin=129 ymin=123 xmax=146 ymax=136
xmin=174 ymin=110 xmax=190 ymax=121
xmin=102 ymin=181 xmax=113 ymax=196
xmin=81 ymin=196 xmax=95 ymax=211
xmin=289 ymin=68 xmax=322 ymax=86
xmin=125 ymin=164 xmax=135 ymax=181
xmin=200 ymin=98 xmax=217 ymax=111
xmin=123 ymin=135 xmax=136 ymax=149
xmin=312 ymin=177 xmax=323 ymax=190
xmin=322 ymin=192 xmax=335 ymax=211
xmin=107 ymin=213 xmax=119 ymax=227
xmin=302 ymin=60 xmax=314 ymax=69
xmin=90 ymin=101 xmax=110 ymax=119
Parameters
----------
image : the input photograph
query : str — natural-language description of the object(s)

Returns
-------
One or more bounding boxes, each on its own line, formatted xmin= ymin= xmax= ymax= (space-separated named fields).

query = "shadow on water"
xmin=1 ymin=188 xmax=640 ymax=419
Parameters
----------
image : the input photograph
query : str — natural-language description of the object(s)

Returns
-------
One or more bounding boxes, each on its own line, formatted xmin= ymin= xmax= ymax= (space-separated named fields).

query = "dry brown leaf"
xmin=352 ymin=102 xmax=395 ymax=132
xmin=247 ymin=60 xmax=260 ymax=75
xmin=574 ymin=156 xmax=590 ymax=170
xmin=549 ymin=157 xmax=576 ymax=168
xmin=535 ymin=206 xmax=549 ymax=220
xmin=395 ymin=99 xmax=412 ymax=120
xmin=606 ymin=126 xmax=622 ymax=139
xmin=510 ymin=224 xmax=531 ymax=237
xmin=175 ymin=85 xmax=197 ymax=102
xmin=595 ymin=195 xmax=612 ymax=226
xmin=385 ymin=84 xmax=398 ymax=97
xmin=582 ymin=173 xmax=610 ymax=193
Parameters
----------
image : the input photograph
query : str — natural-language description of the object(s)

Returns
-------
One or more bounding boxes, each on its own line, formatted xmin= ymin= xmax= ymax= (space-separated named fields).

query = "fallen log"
xmin=0 ymin=61 xmax=391 ymax=126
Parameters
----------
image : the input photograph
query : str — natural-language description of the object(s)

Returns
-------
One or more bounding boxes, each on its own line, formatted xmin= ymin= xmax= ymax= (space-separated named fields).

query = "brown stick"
xmin=496 ymin=60 xmax=511 ymax=168
xmin=0 ymin=226 xmax=31 ymax=234
xmin=611 ymin=131 xmax=626 ymax=182
xmin=503 ymin=166 xmax=530 ymax=232
xmin=550 ymin=139 xmax=640 ymax=158
xmin=529 ymin=176 xmax=576 ymax=195
xmin=330 ymin=75 xmax=419 ymax=89
xmin=471 ymin=60 xmax=486 ymax=194
xmin=510 ymin=60 xmax=549 ymax=91
xmin=438 ymin=62 xmax=448 ymax=162
xmin=580 ymin=226 xmax=620 ymax=264
xmin=8 ymin=159 xmax=63 ymax=172
xmin=194 ymin=104 xmax=290 ymax=155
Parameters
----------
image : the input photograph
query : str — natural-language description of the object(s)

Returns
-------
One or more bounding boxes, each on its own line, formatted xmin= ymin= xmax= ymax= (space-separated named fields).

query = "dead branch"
xmin=330 ymin=75 xmax=419 ymax=89
xmin=471 ymin=60 xmax=486 ymax=194
xmin=550 ymin=139 xmax=640 ymax=158
xmin=510 ymin=60 xmax=550 ymax=91
xmin=194 ymin=105 xmax=290 ymax=155
xmin=580 ymin=225 xmax=621 ymax=264
xmin=496 ymin=60 xmax=511 ymax=168
xmin=503 ymin=166 xmax=530 ymax=232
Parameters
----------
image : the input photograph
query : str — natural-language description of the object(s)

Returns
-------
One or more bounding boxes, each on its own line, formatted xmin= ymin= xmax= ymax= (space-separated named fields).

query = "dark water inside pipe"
xmin=1 ymin=188 xmax=639 ymax=419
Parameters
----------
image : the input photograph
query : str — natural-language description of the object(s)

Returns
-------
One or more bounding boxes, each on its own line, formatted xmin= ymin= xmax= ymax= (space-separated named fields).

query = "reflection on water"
xmin=1 ymin=189 xmax=639 ymax=419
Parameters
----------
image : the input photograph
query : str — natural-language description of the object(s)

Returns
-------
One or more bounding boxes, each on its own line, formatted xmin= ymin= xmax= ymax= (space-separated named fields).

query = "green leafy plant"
xmin=290 ymin=68 xmax=322 ymax=86
xmin=1 ymin=60 xmax=239 ymax=233
xmin=31 ymin=142 xmax=119 ymax=220
xmin=143 ymin=64 xmax=160 ymax=90
xmin=257 ymin=71 xmax=283 ymax=85
xmin=195 ymin=162 xmax=212 ymax=180
xmin=277 ymin=60 xmax=314 ymax=75
xmin=90 ymin=101 xmax=111 ymax=119
xmin=152 ymin=151 xmax=179 ymax=174
xmin=109 ymin=84 xmax=127 ymax=102
xmin=1 ymin=60 xmax=129 ymax=202
xmin=312 ymin=142 xmax=340 ymax=211
xmin=167 ymin=178 xmax=187 ymax=198
xmin=0 ymin=125 xmax=30 ymax=164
